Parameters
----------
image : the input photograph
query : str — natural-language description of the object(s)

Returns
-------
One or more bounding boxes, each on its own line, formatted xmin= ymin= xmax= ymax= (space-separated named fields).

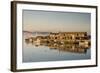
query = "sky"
xmin=23 ymin=10 xmax=91 ymax=34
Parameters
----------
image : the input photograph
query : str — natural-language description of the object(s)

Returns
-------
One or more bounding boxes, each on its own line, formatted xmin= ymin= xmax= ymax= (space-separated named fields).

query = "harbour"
xmin=23 ymin=32 xmax=91 ymax=62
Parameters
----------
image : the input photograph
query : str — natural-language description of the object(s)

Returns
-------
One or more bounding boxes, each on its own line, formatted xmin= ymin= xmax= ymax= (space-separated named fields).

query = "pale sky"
xmin=23 ymin=10 xmax=91 ymax=34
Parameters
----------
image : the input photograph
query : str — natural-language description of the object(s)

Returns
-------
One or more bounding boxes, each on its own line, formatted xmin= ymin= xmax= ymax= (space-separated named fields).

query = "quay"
xmin=25 ymin=32 xmax=91 ymax=47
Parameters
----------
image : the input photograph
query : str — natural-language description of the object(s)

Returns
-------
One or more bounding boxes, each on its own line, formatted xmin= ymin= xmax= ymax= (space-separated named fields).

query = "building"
xmin=49 ymin=32 xmax=88 ymax=40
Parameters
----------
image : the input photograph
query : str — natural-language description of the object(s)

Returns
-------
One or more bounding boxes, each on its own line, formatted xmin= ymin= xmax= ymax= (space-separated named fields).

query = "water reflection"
xmin=25 ymin=39 xmax=90 ymax=54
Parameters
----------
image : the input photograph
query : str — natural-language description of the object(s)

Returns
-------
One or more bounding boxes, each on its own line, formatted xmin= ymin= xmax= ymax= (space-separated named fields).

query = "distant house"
xmin=49 ymin=32 xmax=88 ymax=40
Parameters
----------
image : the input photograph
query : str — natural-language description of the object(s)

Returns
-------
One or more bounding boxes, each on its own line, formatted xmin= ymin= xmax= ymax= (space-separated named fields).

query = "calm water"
xmin=22 ymin=32 xmax=91 ymax=63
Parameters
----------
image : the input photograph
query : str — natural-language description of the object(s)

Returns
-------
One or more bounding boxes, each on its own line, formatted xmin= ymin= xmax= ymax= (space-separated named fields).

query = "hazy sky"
xmin=23 ymin=10 xmax=91 ymax=33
